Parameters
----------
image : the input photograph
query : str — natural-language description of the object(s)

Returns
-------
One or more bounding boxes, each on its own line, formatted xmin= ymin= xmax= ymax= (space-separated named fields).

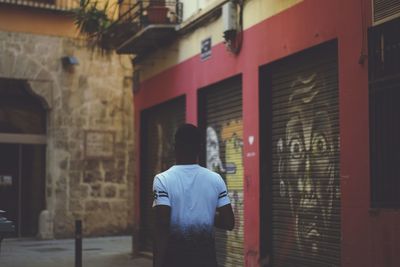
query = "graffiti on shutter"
xmin=202 ymin=77 xmax=244 ymax=266
xmin=269 ymin=42 xmax=340 ymax=267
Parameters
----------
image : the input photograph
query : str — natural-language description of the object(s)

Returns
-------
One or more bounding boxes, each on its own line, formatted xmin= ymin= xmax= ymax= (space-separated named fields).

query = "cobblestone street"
xmin=0 ymin=236 xmax=151 ymax=267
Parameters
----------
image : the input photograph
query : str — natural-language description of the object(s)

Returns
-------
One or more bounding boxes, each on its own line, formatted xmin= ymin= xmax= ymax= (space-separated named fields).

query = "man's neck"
xmin=175 ymin=161 xmax=197 ymax=165
xmin=175 ymin=157 xmax=197 ymax=165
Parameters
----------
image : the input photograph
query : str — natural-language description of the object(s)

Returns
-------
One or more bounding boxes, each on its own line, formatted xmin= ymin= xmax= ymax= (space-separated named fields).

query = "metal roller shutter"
xmin=269 ymin=42 xmax=341 ymax=267
xmin=200 ymin=76 xmax=244 ymax=267
xmin=140 ymin=96 xmax=186 ymax=253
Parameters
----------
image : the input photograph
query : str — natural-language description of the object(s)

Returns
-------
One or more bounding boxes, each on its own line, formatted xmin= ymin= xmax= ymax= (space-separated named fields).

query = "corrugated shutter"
xmin=269 ymin=42 xmax=341 ymax=267
xmin=140 ymin=96 xmax=185 ymax=252
xmin=201 ymin=76 xmax=244 ymax=267
xmin=373 ymin=0 xmax=400 ymax=25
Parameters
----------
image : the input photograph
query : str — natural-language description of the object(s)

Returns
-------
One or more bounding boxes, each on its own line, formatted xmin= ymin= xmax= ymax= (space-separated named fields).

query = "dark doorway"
xmin=0 ymin=144 xmax=46 ymax=237
xmin=140 ymin=96 xmax=186 ymax=252
xmin=0 ymin=144 xmax=19 ymax=233
xmin=21 ymin=144 xmax=46 ymax=236
xmin=0 ymin=78 xmax=47 ymax=237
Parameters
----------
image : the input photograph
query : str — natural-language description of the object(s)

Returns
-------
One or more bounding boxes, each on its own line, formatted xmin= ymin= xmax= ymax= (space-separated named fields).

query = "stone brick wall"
xmin=0 ymin=31 xmax=134 ymax=237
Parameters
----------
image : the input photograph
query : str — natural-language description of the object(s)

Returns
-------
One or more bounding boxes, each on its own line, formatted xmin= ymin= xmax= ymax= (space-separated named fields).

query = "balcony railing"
xmin=0 ymin=0 xmax=78 ymax=11
xmin=117 ymin=0 xmax=182 ymax=28
xmin=103 ymin=0 xmax=182 ymax=55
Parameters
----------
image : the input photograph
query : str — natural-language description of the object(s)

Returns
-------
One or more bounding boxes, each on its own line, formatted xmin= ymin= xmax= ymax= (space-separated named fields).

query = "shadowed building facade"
xmin=0 ymin=0 xmax=135 ymax=238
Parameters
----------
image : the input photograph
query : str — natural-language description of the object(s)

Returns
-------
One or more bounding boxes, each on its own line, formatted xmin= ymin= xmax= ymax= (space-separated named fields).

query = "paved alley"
xmin=0 ymin=236 xmax=152 ymax=267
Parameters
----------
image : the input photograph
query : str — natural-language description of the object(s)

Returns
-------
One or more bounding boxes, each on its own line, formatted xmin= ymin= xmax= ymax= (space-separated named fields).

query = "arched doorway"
xmin=0 ymin=78 xmax=47 ymax=237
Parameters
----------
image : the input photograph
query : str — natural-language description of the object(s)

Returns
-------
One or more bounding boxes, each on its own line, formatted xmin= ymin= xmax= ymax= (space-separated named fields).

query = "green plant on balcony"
xmin=73 ymin=0 xmax=116 ymax=50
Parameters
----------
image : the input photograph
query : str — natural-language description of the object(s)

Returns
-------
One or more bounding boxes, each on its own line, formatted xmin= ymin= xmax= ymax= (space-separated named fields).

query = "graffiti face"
xmin=206 ymin=126 xmax=225 ymax=172
xmin=277 ymin=74 xmax=338 ymax=258
xmin=206 ymin=121 xmax=244 ymax=265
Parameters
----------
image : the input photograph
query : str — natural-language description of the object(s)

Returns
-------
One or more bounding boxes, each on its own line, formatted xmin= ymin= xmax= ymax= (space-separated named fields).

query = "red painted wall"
xmin=134 ymin=0 xmax=400 ymax=266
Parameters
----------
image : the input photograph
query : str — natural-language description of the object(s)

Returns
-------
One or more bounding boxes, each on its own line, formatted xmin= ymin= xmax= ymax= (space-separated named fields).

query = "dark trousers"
xmin=162 ymin=243 xmax=218 ymax=267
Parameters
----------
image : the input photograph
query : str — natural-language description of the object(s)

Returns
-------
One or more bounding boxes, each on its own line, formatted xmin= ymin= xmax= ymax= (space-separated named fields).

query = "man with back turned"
xmin=152 ymin=123 xmax=234 ymax=267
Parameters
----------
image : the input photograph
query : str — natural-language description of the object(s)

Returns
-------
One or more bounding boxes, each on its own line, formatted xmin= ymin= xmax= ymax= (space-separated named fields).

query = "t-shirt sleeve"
xmin=216 ymin=175 xmax=231 ymax=208
xmin=152 ymin=175 xmax=171 ymax=207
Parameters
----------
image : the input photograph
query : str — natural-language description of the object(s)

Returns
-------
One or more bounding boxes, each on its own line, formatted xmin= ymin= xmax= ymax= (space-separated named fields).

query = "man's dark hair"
xmin=174 ymin=123 xmax=201 ymax=157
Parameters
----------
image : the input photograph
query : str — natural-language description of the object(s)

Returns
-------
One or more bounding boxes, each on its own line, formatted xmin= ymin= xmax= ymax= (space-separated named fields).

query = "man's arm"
xmin=214 ymin=203 xmax=234 ymax=230
xmin=153 ymin=205 xmax=171 ymax=267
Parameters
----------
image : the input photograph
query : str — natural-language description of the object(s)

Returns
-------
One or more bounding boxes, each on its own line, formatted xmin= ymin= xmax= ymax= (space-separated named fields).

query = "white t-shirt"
xmin=152 ymin=164 xmax=230 ymax=231
xmin=153 ymin=164 xmax=230 ymax=265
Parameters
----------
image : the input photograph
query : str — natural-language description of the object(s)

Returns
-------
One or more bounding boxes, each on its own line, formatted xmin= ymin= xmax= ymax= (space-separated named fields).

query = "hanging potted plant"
xmin=73 ymin=0 xmax=114 ymax=48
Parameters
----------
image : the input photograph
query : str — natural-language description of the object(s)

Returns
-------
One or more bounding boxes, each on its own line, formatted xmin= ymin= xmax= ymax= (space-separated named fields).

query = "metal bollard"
xmin=75 ymin=220 xmax=82 ymax=267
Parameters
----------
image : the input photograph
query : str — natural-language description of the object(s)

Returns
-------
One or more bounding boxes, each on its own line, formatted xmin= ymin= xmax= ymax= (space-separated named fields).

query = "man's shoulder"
xmin=197 ymin=166 xmax=223 ymax=182
xmin=155 ymin=165 xmax=185 ymax=181
xmin=156 ymin=165 xmax=221 ymax=181
xmin=198 ymin=166 xmax=219 ymax=175
xmin=155 ymin=167 xmax=174 ymax=180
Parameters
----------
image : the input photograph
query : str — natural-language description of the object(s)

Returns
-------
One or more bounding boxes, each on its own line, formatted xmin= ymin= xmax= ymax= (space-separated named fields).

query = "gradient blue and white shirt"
xmin=153 ymin=164 xmax=230 ymax=266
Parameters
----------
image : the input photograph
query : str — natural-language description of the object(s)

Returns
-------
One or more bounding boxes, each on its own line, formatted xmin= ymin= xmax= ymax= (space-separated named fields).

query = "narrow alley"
xmin=0 ymin=236 xmax=151 ymax=267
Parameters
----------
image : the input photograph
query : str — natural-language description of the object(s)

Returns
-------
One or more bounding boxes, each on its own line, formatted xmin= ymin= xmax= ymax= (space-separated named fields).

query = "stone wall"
xmin=0 ymin=31 xmax=134 ymax=237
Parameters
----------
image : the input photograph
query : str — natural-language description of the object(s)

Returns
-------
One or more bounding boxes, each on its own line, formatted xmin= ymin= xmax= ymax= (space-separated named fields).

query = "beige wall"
xmin=0 ymin=0 xmax=121 ymax=38
xmin=0 ymin=6 xmax=78 ymax=38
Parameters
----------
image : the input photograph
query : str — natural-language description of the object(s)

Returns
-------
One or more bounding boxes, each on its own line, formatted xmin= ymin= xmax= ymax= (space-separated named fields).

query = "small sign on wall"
xmin=201 ymin=37 xmax=212 ymax=61
xmin=84 ymin=130 xmax=115 ymax=159
xmin=0 ymin=175 xmax=12 ymax=186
